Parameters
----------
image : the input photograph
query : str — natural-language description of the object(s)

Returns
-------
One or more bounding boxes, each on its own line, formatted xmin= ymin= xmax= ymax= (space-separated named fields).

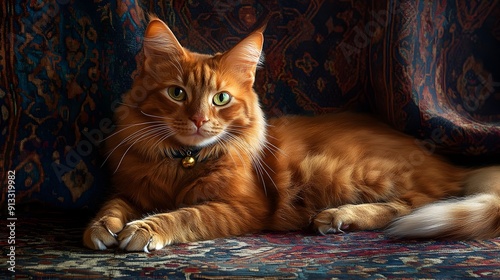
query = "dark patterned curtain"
xmin=369 ymin=1 xmax=500 ymax=155
xmin=1 ymin=0 xmax=499 ymax=209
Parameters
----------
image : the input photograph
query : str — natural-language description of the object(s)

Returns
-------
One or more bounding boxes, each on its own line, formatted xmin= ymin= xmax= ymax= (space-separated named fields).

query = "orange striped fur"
xmin=83 ymin=18 xmax=500 ymax=252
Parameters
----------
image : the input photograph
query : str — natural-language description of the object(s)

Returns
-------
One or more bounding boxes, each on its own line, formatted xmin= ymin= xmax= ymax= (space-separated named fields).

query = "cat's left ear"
xmin=143 ymin=17 xmax=186 ymax=59
xmin=220 ymin=26 xmax=265 ymax=83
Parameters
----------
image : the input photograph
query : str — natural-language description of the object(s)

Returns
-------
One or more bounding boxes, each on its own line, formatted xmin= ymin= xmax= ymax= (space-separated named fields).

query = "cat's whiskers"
xmin=252 ymin=153 xmax=279 ymax=196
xmin=222 ymin=128 xmax=278 ymax=194
xmin=103 ymin=125 xmax=157 ymax=167
xmin=263 ymin=133 xmax=277 ymax=140
xmin=120 ymin=120 xmax=173 ymax=145
xmin=113 ymin=125 xmax=174 ymax=174
xmin=226 ymin=125 xmax=276 ymax=159
xmin=103 ymin=123 xmax=172 ymax=168
xmin=140 ymin=110 xmax=174 ymax=120
xmin=116 ymin=101 xmax=139 ymax=108
xmin=107 ymin=123 xmax=167 ymax=154
xmin=103 ymin=120 xmax=167 ymax=143
xmin=213 ymin=135 xmax=241 ymax=167
xmin=152 ymin=131 xmax=177 ymax=157
xmin=221 ymin=131 xmax=269 ymax=193
xmin=252 ymin=158 xmax=270 ymax=196
xmin=140 ymin=126 xmax=176 ymax=149
xmin=249 ymin=136 xmax=280 ymax=193
xmin=224 ymin=127 xmax=282 ymax=160
xmin=261 ymin=141 xmax=285 ymax=160
xmin=215 ymin=132 xmax=246 ymax=167
xmin=261 ymin=124 xmax=290 ymax=160
xmin=223 ymin=124 xmax=286 ymax=159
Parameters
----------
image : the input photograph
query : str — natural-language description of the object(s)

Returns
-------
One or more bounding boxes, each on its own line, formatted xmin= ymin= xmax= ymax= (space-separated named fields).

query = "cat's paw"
xmin=83 ymin=217 xmax=124 ymax=250
xmin=118 ymin=220 xmax=169 ymax=252
xmin=313 ymin=206 xmax=357 ymax=235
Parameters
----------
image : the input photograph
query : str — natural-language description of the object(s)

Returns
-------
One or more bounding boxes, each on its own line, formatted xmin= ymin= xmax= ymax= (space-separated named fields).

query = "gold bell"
xmin=181 ymin=156 xmax=196 ymax=168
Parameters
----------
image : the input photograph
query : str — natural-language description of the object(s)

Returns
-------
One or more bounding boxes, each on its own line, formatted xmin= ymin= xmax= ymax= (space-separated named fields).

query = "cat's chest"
xmin=129 ymin=159 xmax=230 ymax=211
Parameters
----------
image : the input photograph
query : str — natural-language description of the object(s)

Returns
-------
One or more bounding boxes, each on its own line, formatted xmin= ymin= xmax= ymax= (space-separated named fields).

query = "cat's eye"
xmin=167 ymin=87 xmax=186 ymax=102
xmin=213 ymin=92 xmax=232 ymax=106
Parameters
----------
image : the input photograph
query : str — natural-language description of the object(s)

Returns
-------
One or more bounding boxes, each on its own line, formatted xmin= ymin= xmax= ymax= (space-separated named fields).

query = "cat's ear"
xmin=220 ymin=27 xmax=265 ymax=83
xmin=143 ymin=17 xmax=186 ymax=59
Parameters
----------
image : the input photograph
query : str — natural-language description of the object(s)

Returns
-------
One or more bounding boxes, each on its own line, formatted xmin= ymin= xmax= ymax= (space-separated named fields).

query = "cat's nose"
xmin=190 ymin=115 xmax=209 ymax=128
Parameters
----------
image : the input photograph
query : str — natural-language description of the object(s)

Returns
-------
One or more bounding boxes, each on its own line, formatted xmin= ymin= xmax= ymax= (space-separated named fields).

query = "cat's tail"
xmin=386 ymin=166 xmax=500 ymax=240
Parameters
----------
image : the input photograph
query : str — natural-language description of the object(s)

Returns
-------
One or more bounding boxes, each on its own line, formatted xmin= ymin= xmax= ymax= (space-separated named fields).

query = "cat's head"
xmin=119 ymin=17 xmax=267 ymax=160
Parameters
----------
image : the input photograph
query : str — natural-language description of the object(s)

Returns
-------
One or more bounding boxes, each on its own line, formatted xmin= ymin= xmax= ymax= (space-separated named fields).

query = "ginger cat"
xmin=83 ymin=18 xmax=500 ymax=252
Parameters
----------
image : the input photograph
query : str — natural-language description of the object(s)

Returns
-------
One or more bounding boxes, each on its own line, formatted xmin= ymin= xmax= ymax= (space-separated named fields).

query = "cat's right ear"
xmin=143 ymin=18 xmax=186 ymax=59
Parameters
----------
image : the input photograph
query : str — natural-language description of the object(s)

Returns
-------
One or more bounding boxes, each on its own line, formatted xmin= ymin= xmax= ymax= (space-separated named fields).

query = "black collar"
xmin=168 ymin=147 xmax=204 ymax=169
xmin=170 ymin=147 xmax=202 ymax=159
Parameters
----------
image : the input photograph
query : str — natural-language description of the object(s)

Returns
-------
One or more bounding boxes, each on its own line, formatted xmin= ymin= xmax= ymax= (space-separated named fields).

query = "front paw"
xmin=83 ymin=217 xmax=124 ymax=250
xmin=118 ymin=220 xmax=169 ymax=252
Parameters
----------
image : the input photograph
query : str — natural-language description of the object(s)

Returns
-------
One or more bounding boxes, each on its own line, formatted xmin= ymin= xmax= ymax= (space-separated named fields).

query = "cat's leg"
xmin=117 ymin=202 xmax=259 ymax=252
xmin=313 ymin=201 xmax=412 ymax=234
xmin=83 ymin=197 xmax=141 ymax=250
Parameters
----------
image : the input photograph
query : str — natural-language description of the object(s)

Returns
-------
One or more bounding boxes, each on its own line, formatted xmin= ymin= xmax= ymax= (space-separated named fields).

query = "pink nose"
xmin=190 ymin=115 xmax=209 ymax=128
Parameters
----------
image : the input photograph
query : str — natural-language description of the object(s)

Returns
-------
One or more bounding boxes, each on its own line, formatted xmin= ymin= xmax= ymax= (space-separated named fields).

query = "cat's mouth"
xmin=190 ymin=130 xmax=204 ymax=137
xmin=175 ymin=130 xmax=219 ymax=148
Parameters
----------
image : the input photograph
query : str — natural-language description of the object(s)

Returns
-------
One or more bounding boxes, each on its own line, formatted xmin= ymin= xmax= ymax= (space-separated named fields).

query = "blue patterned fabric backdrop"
xmin=1 ymin=0 xmax=499 ymax=209
xmin=369 ymin=0 xmax=500 ymax=155
xmin=1 ymin=0 xmax=144 ymax=208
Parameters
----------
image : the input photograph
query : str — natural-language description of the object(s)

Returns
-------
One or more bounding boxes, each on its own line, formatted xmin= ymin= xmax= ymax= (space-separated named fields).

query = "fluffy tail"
xmin=387 ymin=166 xmax=500 ymax=239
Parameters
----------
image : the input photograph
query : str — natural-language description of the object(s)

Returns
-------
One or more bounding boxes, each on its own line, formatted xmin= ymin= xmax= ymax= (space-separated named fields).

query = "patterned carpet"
xmin=8 ymin=209 xmax=500 ymax=279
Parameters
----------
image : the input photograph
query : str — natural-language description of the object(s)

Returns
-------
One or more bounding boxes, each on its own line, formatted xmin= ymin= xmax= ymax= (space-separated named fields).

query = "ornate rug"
xmin=7 ymin=209 xmax=500 ymax=279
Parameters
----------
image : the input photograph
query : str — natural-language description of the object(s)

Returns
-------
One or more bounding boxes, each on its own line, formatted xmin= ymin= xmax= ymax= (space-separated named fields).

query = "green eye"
xmin=167 ymin=87 xmax=186 ymax=101
xmin=213 ymin=92 xmax=232 ymax=106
